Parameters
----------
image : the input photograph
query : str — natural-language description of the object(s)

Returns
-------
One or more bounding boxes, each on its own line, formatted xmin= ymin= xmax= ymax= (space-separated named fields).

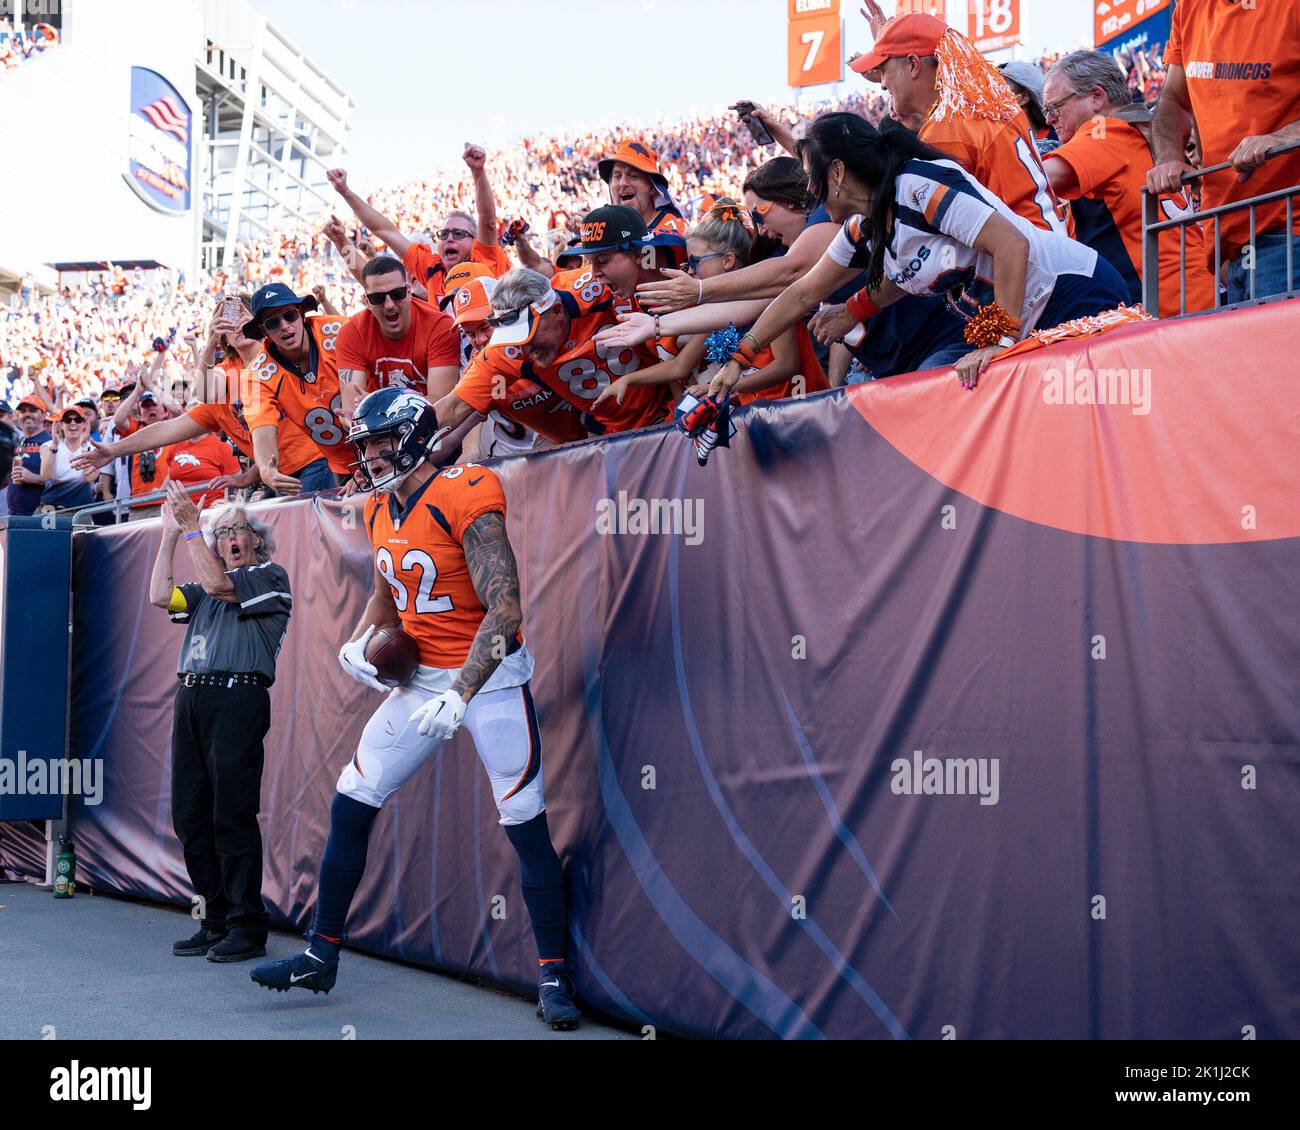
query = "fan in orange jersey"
xmin=336 ymin=255 xmax=462 ymax=419
xmin=446 ymin=272 xmax=587 ymax=455
xmin=239 ymin=284 xmax=350 ymax=495
xmin=250 ymin=387 xmax=583 ymax=1031
xmin=1042 ymin=50 xmax=1215 ymax=317
xmin=326 ymin=142 xmax=510 ymax=300
xmin=434 ymin=256 xmax=672 ymax=439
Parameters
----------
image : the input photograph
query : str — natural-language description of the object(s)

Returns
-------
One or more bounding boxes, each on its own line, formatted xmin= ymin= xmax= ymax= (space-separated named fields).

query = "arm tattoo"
xmin=454 ymin=511 xmax=522 ymax=701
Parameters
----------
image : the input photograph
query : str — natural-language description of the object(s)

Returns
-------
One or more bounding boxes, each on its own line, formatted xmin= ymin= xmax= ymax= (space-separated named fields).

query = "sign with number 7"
xmin=787 ymin=12 xmax=842 ymax=87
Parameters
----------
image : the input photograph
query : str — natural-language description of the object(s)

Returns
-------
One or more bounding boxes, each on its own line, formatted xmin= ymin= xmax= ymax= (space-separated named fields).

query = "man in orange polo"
xmin=1146 ymin=0 xmax=1300 ymax=303
xmin=1043 ymin=49 xmax=1215 ymax=316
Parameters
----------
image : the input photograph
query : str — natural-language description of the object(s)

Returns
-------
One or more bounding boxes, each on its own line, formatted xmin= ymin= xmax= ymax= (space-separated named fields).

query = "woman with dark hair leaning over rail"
xmin=707 ymin=113 xmax=1130 ymax=395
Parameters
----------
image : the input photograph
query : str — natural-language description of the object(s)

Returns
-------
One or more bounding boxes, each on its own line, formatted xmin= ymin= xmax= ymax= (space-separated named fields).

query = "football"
xmin=364 ymin=626 xmax=420 ymax=688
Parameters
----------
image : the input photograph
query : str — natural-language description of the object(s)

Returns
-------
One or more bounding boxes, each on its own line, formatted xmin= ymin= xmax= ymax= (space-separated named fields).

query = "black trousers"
xmin=171 ymin=683 xmax=271 ymax=936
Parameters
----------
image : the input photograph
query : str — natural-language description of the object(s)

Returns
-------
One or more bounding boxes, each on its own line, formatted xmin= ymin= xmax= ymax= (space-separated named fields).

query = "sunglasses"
xmin=684 ymin=252 xmax=727 ymax=274
xmin=260 ymin=307 xmax=302 ymax=333
xmin=214 ymin=522 xmax=252 ymax=540
xmin=486 ymin=306 xmax=528 ymax=330
xmin=752 ymin=201 xmax=775 ymax=221
xmin=436 ymin=228 xmax=475 ymax=241
xmin=365 ymin=285 xmax=411 ymax=306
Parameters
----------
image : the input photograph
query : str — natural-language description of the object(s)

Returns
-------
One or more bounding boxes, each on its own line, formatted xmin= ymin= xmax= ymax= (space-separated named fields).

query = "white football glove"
xmin=409 ymin=689 xmax=467 ymax=741
xmin=338 ymin=625 xmax=387 ymax=692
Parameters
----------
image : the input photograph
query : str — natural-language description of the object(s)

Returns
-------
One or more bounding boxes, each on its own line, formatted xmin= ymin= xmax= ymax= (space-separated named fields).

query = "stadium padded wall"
xmin=46 ymin=301 xmax=1300 ymax=1039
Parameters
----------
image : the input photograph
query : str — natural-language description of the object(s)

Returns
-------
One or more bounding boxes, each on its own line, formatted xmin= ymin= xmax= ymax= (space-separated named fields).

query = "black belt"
xmin=178 ymin=671 xmax=271 ymax=689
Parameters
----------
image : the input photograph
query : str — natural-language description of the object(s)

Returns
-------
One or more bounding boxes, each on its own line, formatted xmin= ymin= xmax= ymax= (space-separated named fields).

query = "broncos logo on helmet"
xmin=347 ymin=387 xmax=457 ymax=491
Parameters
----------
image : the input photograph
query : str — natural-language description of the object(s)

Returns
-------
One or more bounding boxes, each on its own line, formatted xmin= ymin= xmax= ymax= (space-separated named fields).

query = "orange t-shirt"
xmin=1050 ymin=118 xmax=1215 ymax=316
xmin=402 ymin=240 xmax=511 ymax=297
xmin=921 ymin=110 xmax=1070 ymax=235
xmin=240 ymin=314 xmax=351 ymax=475
xmin=453 ymin=268 xmax=668 ymax=435
xmin=365 ymin=464 xmax=515 ymax=669
xmin=1164 ymin=0 xmax=1300 ymax=263
xmin=164 ymin=432 xmax=240 ymax=499
xmin=335 ymin=300 xmax=462 ymax=401
xmin=188 ymin=401 xmax=254 ymax=459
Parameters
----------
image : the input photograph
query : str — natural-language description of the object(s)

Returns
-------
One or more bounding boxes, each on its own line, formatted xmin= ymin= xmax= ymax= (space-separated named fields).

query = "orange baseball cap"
xmin=452 ymin=277 xmax=495 ymax=327
xmin=442 ymin=260 xmax=493 ymax=300
xmin=851 ymin=12 xmax=947 ymax=75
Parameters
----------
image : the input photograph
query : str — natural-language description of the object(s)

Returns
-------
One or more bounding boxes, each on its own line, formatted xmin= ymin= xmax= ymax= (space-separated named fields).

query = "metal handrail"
xmin=58 ymin=480 xmax=231 ymax=527
xmin=1141 ymin=139 xmax=1300 ymax=317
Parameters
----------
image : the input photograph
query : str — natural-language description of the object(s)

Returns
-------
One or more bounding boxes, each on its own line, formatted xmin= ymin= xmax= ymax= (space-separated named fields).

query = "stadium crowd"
xmin=2 ymin=1 xmax=1297 ymax=520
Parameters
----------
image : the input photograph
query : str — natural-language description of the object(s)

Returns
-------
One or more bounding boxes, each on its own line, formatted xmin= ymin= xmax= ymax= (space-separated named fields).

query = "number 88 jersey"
xmin=364 ymin=464 xmax=519 ymax=670
xmin=240 ymin=313 xmax=353 ymax=475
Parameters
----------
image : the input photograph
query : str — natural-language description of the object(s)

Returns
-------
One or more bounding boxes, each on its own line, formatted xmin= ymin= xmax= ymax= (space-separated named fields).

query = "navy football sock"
xmin=312 ymin=792 xmax=380 ymax=944
xmin=505 ymin=811 xmax=567 ymax=963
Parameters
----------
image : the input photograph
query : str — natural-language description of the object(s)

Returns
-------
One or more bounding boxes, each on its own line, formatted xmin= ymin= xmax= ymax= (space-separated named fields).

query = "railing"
xmin=49 ymin=480 xmax=234 ymax=527
xmin=1142 ymin=139 xmax=1300 ymax=318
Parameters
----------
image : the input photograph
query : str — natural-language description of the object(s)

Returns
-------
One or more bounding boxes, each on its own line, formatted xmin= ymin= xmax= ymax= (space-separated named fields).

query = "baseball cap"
xmin=851 ymin=12 xmax=947 ymax=75
xmin=16 ymin=397 xmax=43 ymax=412
xmin=242 ymin=282 xmax=319 ymax=340
xmin=74 ymin=397 xmax=98 ymax=412
xmin=139 ymin=391 xmax=159 ymax=405
xmin=0 ymin=401 xmax=12 ymax=415
xmin=1000 ymin=60 xmax=1046 ymax=115
xmin=60 ymin=406 xmax=88 ymax=423
xmin=489 ymin=286 xmax=559 ymax=348
xmin=452 ymin=277 xmax=496 ymax=327
xmin=565 ymin=205 xmax=683 ymax=258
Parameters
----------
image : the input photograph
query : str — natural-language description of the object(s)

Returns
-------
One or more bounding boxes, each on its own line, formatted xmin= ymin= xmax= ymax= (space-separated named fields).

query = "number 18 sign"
xmin=787 ymin=0 xmax=842 ymax=88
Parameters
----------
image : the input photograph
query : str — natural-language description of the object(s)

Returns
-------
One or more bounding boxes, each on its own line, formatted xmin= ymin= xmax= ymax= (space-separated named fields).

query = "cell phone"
xmin=739 ymin=110 xmax=774 ymax=147
xmin=218 ymin=296 xmax=242 ymax=324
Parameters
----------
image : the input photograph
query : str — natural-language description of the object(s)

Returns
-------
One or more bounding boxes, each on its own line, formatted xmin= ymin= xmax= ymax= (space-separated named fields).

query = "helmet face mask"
xmin=347 ymin=389 xmax=454 ymax=492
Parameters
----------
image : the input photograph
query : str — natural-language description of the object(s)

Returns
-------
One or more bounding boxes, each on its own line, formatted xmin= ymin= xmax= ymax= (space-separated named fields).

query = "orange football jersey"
xmin=365 ymin=464 xmax=516 ymax=669
xmin=453 ymin=268 xmax=668 ymax=434
xmin=489 ymin=378 xmax=589 ymax=445
xmin=240 ymin=314 xmax=352 ymax=475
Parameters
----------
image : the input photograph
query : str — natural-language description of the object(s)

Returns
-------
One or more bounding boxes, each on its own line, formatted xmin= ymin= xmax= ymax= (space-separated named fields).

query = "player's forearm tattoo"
xmin=455 ymin=511 xmax=522 ymax=701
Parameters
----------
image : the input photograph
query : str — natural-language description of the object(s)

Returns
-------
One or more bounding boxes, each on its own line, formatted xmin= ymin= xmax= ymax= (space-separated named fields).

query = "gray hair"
xmin=202 ymin=500 xmax=275 ymax=564
xmin=490 ymin=268 xmax=553 ymax=319
xmin=1047 ymin=49 xmax=1130 ymax=109
xmin=444 ymin=210 xmax=475 ymax=231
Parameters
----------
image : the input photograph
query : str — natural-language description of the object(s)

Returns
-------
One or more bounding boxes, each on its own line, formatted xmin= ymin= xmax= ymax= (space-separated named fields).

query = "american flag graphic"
xmin=139 ymin=95 xmax=189 ymax=143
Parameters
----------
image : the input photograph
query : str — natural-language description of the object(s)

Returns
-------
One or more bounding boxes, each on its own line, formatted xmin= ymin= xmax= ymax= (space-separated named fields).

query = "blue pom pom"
xmin=704 ymin=324 xmax=742 ymax=367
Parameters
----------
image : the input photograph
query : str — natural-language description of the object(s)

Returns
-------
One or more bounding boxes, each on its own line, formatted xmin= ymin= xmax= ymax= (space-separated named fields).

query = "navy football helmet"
xmin=347 ymin=388 xmax=454 ymax=491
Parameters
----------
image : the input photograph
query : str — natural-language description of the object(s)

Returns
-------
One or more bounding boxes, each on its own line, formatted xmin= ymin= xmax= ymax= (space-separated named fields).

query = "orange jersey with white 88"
xmin=240 ymin=314 xmax=352 ymax=474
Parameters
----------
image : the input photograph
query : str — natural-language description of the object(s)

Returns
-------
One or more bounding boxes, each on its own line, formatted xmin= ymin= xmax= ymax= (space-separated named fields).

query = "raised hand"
xmin=462 ymin=143 xmax=487 ymax=173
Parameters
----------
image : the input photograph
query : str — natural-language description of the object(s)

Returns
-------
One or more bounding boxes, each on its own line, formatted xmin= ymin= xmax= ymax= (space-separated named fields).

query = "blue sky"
xmin=257 ymin=0 xmax=1095 ymax=187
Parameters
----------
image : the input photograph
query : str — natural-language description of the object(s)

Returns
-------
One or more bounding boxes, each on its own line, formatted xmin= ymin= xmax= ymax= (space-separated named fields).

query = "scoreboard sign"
xmin=788 ymin=0 xmax=842 ymax=88
xmin=967 ymin=0 xmax=1021 ymax=54
xmin=1094 ymin=0 xmax=1172 ymax=50
xmin=124 ymin=66 xmax=193 ymax=215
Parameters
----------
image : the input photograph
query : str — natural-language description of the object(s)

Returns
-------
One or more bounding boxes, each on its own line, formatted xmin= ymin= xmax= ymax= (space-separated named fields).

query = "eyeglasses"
xmin=365 ymin=285 xmax=411 ymax=306
xmin=214 ymin=522 xmax=251 ymax=540
xmin=436 ymin=228 xmax=475 ymax=241
xmin=1043 ymin=90 xmax=1086 ymax=121
xmin=486 ymin=306 xmax=527 ymax=329
xmin=260 ymin=307 xmax=302 ymax=333
xmin=684 ymin=252 xmax=727 ymax=274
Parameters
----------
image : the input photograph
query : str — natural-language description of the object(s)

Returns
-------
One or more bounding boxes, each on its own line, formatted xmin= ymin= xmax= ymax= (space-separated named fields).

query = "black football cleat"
xmin=536 ymin=961 xmax=581 ymax=1031
xmin=250 ymin=940 xmax=340 ymax=995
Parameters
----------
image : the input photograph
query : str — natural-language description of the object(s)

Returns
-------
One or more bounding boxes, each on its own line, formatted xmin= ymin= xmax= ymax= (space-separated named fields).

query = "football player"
xmin=249 ymin=387 xmax=581 ymax=1031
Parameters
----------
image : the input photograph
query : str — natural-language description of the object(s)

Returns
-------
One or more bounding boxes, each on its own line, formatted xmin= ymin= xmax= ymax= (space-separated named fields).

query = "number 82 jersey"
xmin=364 ymin=464 xmax=520 ymax=670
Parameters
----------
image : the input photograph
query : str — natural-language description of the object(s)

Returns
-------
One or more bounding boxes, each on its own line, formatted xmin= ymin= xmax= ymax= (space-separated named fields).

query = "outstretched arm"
xmin=327 ymin=168 xmax=414 ymax=260
xmin=452 ymin=511 xmax=522 ymax=703
xmin=463 ymin=144 xmax=498 ymax=247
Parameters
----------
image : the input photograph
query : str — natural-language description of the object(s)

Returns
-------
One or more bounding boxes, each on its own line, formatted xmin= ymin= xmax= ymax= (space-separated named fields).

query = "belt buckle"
xmin=183 ymin=673 xmax=198 ymax=688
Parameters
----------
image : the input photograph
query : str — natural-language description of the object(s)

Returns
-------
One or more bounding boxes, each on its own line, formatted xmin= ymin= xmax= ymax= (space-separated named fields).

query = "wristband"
xmin=845 ymin=289 xmax=880 ymax=323
xmin=653 ymin=314 xmax=662 ymax=342
xmin=995 ymin=335 xmax=1018 ymax=350
xmin=695 ymin=279 xmax=704 ymax=307
xmin=184 ymin=531 xmax=203 ymax=542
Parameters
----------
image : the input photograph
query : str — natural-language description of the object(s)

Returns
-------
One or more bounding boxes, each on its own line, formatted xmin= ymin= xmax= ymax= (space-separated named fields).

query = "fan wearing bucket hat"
xmin=237 ymin=282 xmax=351 ymax=496
xmin=444 ymin=273 xmax=586 ymax=454
xmin=597 ymin=140 xmax=690 ymax=248
xmin=334 ymin=255 xmax=462 ymax=419
xmin=432 ymin=262 xmax=671 ymax=440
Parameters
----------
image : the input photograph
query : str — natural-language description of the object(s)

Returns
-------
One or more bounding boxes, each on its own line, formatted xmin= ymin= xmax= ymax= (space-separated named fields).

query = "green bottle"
xmin=53 ymin=836 xmax=75 ymax=899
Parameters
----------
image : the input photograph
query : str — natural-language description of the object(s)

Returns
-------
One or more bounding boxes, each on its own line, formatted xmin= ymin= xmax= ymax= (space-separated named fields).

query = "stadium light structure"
xmin=196 ymin=1 xmax=353 ymax=271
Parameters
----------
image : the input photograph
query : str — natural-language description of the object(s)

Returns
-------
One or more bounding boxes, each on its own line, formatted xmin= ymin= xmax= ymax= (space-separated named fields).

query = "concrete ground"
xmin=0 ymin=881 xmax=634 ymax=1040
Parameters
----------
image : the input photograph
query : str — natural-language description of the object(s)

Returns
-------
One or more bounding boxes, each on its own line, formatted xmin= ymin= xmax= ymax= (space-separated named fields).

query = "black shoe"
xmin=206 ymin=926 xmax=268 ymax=963
xmin=536 ymin=961 xmax=581 ymax=1031
xmin=173 ymin=926 xmax=227 ymax=956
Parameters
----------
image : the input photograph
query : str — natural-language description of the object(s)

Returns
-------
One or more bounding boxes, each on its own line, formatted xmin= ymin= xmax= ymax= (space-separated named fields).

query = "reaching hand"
xmin=166 ymin=480 xmax=203 ymax=531
xmin=808 ymin=303 xmax=858 ymax=345
xmin=70 ymin=437 xmax=115 ymax=474
xmin=593 ymin=376 xmax=630 ymax=410
xmin=160 ymin=498 xmax=181 ymax=533
xmin=635 ymin=268 xmax=699 ymax=314
xmin=708 ymin=360 xmax=743 ymax=399
xmin=262 ymin=468 xmax=302 ymax=496
xmin=593 ymin=311 xmax=655 ymax=350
